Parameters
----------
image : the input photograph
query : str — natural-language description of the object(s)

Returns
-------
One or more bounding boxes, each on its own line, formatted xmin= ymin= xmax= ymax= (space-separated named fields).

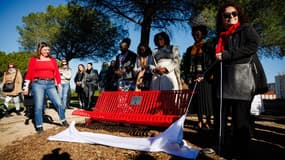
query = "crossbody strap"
xmin=4 ymin=70 xmax=17 ymax=83
xmin=12 ymin=69 xmax=18 ymax=83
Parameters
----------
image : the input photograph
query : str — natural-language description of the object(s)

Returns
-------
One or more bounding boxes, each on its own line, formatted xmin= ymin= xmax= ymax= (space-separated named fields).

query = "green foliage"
xmin=17 ymin=3 xmax=127 ymax=63
xmin=0 ymin=52 xmax=33 ymax=81
xmin=82 ymin=0 xmax=284 ymax=58
xmin=251 ymin=0 xmax=285 ymax=57
xmin=190 ymin=0 xmax=285 ymax=58
xmin=17 ymin=5 xmax=68 ymax=52
xmin=78 ymin=0 xmax=194 ymax=45
xmin=54 ymin=3 xmax=128 ymax=62
xmin=16 ymin=0 xmax=285 ymax=59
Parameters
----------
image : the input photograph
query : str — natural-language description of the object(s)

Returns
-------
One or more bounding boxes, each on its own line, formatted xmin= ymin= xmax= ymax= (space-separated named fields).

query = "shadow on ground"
xmin=183 ymin=99 xmax=285 ymax=160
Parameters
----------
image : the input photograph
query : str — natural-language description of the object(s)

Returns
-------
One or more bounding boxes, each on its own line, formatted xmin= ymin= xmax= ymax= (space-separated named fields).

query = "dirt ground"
xmin=0 ymin=108 xmax=87 ymax=150
xmin=0 ymin=100 xmax=284 ymax=160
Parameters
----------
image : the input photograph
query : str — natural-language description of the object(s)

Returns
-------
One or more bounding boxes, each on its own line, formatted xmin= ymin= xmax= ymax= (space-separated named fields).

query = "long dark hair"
xmin=77 ymin=64 xmax=85 ymax=74
xmin=137 ymin=43 xmax=152 ymax=57
xmin=216 ymin=2 xmax=250 ymax=34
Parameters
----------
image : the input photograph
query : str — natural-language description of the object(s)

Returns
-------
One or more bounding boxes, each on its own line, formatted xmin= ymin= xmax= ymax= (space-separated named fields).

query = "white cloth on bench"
xmin=48 ymin=114 xmax=199 ymax=159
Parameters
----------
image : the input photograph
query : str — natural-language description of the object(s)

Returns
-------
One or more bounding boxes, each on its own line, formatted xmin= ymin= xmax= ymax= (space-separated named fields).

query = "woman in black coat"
xmin=214 ymin=2 xmax=267 ymax=159
xmin=182 ymin=24 xmax=215 ymax=129
xmin=74 ymin=64 xmax=86 ymax=109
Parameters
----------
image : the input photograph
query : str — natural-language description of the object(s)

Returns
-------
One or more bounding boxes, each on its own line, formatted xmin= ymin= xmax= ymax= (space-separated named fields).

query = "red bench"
xmin=72 ymin=90 xmax=194 ymax=127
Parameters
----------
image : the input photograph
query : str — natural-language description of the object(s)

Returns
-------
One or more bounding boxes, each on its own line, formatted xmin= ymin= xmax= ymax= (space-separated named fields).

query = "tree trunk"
xmin=140 ymin=20 xmax=151 ymax=46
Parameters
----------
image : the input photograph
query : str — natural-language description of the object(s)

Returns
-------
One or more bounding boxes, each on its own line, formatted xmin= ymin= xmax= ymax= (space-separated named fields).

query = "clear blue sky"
xmin=0 ymin=0 xmax=284 ymax=88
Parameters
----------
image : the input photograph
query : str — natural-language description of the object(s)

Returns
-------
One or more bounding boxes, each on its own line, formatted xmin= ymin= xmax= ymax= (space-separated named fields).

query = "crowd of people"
xmin=0 ymin=2 xmax=268 ymax=159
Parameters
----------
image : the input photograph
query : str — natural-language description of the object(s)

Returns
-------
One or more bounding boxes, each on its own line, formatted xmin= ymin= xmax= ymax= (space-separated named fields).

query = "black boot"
xmin=61 ymin=120 xmax=69 ymax=127
xmin=36 ymin=127 xmax=43 ymax=134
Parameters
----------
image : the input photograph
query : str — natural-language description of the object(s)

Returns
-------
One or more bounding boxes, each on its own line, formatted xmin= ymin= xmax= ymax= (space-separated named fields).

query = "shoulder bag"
xmin=2 ymin=70 xmax=18 ymax=92
xmin=222 ymin=57 xmax=255 ymax=101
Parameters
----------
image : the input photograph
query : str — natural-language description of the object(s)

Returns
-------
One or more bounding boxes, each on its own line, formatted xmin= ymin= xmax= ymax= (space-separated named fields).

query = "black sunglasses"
xmin=223 ymin=11 xmax=238 ymax=19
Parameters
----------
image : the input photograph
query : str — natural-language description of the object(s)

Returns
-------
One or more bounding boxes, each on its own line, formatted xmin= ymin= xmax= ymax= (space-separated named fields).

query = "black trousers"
xmin=76 ymin=87 xmax=86 ymax=109
xmin=83 ymin=84 xmax=97 ymax=109
xmin=214 ymin=98 xmax=252 ymax=159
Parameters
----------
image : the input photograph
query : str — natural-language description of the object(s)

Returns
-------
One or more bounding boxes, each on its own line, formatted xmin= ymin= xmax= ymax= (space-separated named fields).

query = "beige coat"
xmin=2 ymin=68 xmax=23 ymax=96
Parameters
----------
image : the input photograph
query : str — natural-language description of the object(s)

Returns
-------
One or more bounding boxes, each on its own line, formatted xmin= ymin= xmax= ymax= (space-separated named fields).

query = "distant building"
xmin=261 ymin=74 xmax=285 ymax=100
xmin=275 ymin=74 xmax=285 ymax=99
xmin=267 ymin=83 xmax=275 ymax=91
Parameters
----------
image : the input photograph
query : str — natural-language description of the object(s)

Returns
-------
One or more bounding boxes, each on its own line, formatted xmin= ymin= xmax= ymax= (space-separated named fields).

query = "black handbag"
xmin=222 ymin=58 xmax=256 ymax=101
xmin=2 ymin=70 xmax=17 ymax=92
xmin=3 ymin=83 xmax=15 ymax=92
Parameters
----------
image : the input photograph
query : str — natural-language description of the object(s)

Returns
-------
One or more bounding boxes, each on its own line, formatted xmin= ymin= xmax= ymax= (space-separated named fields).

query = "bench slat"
xmin=72 ymin=90 xmax=193 ymax=127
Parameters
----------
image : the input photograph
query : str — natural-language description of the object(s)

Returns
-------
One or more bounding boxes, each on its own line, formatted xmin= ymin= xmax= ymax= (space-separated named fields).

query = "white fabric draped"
xmin=250 ymin=94 xmax=265 ymax=115
xmin=48 ymin=114 xmax=199 ymax=159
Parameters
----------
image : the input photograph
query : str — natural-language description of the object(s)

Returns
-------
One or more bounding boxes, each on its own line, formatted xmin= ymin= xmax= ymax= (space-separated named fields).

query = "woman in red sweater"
xmin=23 ymin=42 xmax=68 ymax=133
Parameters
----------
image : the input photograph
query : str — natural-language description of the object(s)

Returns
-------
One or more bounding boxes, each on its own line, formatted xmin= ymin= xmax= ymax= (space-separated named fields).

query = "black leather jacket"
xmin=84 ymin=69 xmax=99 ymax=86
xmin=221 ymin=23 xmax=267 ymax=94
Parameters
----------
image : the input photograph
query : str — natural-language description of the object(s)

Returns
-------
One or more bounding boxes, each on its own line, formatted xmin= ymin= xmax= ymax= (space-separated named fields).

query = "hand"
xmin=57 ymin=85 xmax=62 ymax=93
xmin=194 ymin=76 xmax=204 ymax=82
xmin=23 ymin=90 xmax=29 ymax=95
xmin=215 ymin=52 xmax=222 ymax=61
xmin=155 ymin=67 xmax=167 ymax=75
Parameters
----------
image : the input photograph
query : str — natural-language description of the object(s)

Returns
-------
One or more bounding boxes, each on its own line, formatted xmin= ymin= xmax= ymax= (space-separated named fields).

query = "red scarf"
xmin=215 ymin=22 xmax=240 ymax=53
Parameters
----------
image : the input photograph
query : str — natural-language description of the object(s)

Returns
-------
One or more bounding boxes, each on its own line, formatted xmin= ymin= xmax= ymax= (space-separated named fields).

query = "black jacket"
xmin=115 ymin=50 xmax=137 ymax=80
xmin=222 ymin=23 xmax=259 ymax=64
xmin=221 ymin=23 xmax=268 ymax=95
xmin=182 ymin=40 xmax=216 ymax=84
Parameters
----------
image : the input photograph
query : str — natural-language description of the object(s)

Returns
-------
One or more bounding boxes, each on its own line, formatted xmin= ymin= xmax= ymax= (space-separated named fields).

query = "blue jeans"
xmin=60 ymin=83 xmax=70 ymax=109
xmin=32 ymin=79 xmax=66 ymax=128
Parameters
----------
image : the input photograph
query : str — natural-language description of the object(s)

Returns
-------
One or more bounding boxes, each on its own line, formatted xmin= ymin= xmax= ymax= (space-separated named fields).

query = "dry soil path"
xmin=0 ymin=108 xmax=86 ymax=152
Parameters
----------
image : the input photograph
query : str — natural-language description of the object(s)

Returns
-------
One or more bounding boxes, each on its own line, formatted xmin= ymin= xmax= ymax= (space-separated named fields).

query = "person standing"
xmin=74 ymin=64 xmax=86 ymax=109
xmin=83 ymin=62 xmax=99 ymax=110
xmin=59 ymin=59 xmax=72 ymax=109
xmin=114 ymin=38 xmax=137 ymax=91
xmin=98 ymin=62 xmax=109 ymax=91
xmin=149 ymin=32 xmax=182 ymax=90
xmin=214 ymin=3 xmax=267 ymax=159
xmin=182 ymin=21 xmax=215 ymax=129
xmin=104 ymin=60 xmax=117 ymax=91
xmin=23 ymin=42 xmax=68 ymax=133
xmin=1 ymin=63 xmax=23 ymax=116
xmin=134 ymin=43 xmax=153 ymax=91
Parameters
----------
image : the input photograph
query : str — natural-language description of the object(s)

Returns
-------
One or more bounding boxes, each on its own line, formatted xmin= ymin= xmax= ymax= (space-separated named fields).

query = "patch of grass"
xmin=0 ymin=99 xmax=25 ymax=110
